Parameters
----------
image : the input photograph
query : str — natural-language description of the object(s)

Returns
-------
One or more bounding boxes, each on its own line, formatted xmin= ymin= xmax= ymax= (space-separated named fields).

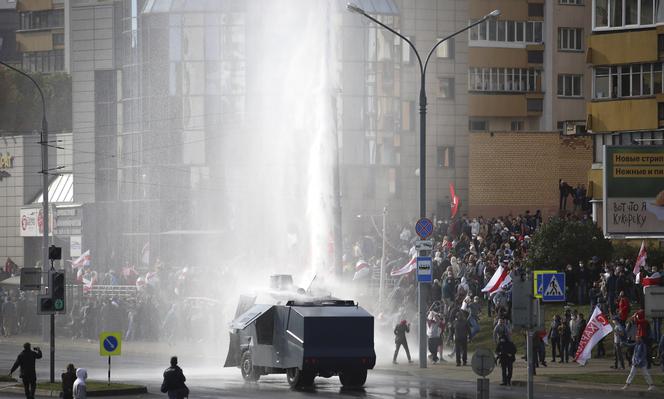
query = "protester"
xmin=73 ymin=368 xmax=87 ymax=399
xmin=611 ymin=316 xmax=626 ymax=370
xmin=61 ymin=364 xmax=77 ymax=399
xmin=496 ymin=336 xmax=516 ymax=386
xmin=454 ymin=311 xmax=471 ymax=366
xmin=622 ymin=336 xmax=655 ymax=391
xmin=9 ymin=342 xmax=42 ymax=399
xmin=161 ymin=356 xmax=189 ymax=399
xmin=426 ymin=312 xmax=443 ymax=364
xmin=393 ymin=320 xmax=412 ymax=364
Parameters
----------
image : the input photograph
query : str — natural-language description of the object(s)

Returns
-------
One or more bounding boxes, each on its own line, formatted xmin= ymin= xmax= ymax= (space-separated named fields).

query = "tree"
xmin=0 ymin=70 xmax=71 ymax=134
xmin=526 ymin=217 xmax=612 ymax=270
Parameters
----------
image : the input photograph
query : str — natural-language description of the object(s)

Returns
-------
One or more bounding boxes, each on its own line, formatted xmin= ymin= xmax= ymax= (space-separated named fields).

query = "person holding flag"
xmin=622 ymin=336 xmax=655 ymax=391
xmin=574 ymin=306 xmax=613 ymax=366
xmin=633 ymin=241 xmax=647 ymax=305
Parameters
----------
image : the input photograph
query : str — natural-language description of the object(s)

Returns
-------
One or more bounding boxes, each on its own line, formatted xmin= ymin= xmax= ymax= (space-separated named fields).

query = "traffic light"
xmin=50 ymin=270 xmax=66 ymax=313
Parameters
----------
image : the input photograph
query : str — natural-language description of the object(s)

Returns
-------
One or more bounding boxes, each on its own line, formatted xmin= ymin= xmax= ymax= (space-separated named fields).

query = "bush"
xmin=612 ymin=241 xmax=664 ymax=267
xmin=526 ymin=218 xmax=612 ymax=270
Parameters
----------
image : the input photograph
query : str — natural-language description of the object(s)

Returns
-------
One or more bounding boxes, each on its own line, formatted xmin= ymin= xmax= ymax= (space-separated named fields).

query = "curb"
xmin=1 ymin=386 xmax=148 ymax=397
xmin=509 ymin=379 xmax=658 ymax=397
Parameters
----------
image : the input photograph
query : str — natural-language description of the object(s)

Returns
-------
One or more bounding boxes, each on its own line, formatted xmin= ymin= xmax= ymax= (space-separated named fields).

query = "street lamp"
xmin=347 ymin=3 xmax=500 ymax=368
xmin=0 ymin=60 xmax=53 ymax=381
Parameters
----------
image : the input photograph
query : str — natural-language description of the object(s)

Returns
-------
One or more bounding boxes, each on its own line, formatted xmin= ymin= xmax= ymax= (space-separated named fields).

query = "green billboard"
xmin=603 ymin=145 xmax=664 ymax=237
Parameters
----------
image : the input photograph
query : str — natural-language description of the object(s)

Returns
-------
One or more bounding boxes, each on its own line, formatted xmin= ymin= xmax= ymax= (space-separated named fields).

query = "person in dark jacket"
xmin=61 ymin=363 xmax=76 ymax=399
xmin=549 ymin=315 xmax=561 ymax=362
xmin=161 ymin=356 xmax=188 ymax=399
xmin=453 ymin=311 xmax=471 ymax=366
xmin=393 ymin=320 xmax=412 ymax=364
xmin=496 ymin=336 xmax=516 ymax=386
xmin=9 ymin=342 xmax=42 ymax=399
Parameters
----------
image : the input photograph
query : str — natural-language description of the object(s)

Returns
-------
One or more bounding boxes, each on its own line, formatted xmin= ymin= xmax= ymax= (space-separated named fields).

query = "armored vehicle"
xmin=224 ymin=276 xmax=375 ymax=388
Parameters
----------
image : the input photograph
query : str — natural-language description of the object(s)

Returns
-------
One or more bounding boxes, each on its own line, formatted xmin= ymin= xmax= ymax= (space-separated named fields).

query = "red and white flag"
xmin=449 ymin=182 xmax=460 ymax=219
xmin=482 ymin=265 xmax=508 ymax=293
xmin=390 ymin=257 xmax=416 ymax=277
xmin=633 ymin=240 xmax=647 ymax=277
xmin=70 ymin=250 xmax=90 ymax=269
xmin=574 ymin=306 xmax=613 ymax=365
xmin=489 ymin=273 xmax=512 ymax=297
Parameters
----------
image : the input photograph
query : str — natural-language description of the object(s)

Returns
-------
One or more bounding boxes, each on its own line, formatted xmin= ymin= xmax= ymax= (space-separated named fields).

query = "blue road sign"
xmin=104 ymin=336 xmax=118 ymax=352
xmin=415 ymin=218 xmax=434 ymax=239
xmin=416 ymin=256 xmax=432 ymax=283
xmin=542 ymin=273 xmax=566 ymax=302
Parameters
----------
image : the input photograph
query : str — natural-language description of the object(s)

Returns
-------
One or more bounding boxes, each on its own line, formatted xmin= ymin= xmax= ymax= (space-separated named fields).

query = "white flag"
xmin=574 ymin=306 xmax=613 ymax=365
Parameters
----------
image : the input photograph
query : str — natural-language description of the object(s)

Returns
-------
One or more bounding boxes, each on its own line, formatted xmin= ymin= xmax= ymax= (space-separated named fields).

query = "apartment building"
xmin=15 ymin=0 xmax=66 ymax=73
xmin=467 ymin=0 xmax=594 ymax=217
xmin=585 ymin=0 xmax=664 ymax=225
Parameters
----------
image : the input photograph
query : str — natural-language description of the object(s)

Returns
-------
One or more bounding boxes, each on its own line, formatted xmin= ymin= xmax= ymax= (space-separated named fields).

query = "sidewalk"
xmin=375 ymin=355 xmax=664 ymax=397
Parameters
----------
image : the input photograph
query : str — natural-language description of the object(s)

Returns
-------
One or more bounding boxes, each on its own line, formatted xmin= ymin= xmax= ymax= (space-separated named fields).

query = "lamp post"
xmin=0 ymin=61 xmax=52 ymax=381
xmin=347 ymin=4 xmax=500 ymax=368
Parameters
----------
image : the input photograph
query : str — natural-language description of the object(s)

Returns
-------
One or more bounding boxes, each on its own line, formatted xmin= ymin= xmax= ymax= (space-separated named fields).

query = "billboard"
xmin=603 ymin=145 xmax=664 ymax=237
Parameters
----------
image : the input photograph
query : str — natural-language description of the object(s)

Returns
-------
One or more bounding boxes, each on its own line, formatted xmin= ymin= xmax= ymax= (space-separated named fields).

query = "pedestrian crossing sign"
xmin=541 ymin=273 xmax=566 ymax=302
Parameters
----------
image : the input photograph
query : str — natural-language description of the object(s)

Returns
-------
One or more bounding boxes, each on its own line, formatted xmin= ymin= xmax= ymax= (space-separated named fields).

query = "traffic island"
xmin=5 ymin=381 xmax=147 ymax=397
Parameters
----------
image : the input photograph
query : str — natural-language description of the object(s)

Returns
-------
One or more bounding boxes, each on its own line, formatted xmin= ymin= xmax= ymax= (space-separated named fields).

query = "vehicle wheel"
xmin=286 ymin=368 xmax=314 ymax=388
xmin=339 ymin=369 xmax=367 ymax=387
xmin=240 ymin=351 xmax=260 ymax=381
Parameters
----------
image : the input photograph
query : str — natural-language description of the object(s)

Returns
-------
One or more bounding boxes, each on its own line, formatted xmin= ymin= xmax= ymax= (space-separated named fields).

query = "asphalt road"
xmin=0 ymin=337 xmax=654 ymax=399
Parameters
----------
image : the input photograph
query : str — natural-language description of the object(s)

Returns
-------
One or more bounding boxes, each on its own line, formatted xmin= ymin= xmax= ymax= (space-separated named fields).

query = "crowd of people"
xmin=347 ymin=210 xmax=664 ymax=388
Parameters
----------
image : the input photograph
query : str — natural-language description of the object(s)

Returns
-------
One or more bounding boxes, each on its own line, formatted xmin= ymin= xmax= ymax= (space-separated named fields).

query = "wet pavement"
xmin=0 ymin=336 xmax=661 ymax=398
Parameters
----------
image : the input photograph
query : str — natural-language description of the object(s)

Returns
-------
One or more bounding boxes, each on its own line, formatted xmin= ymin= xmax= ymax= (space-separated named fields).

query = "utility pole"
xmin=0 ymin=61 xmax=53 ymax=382
xmin=378 ymin=206 xmax=386 ymax=310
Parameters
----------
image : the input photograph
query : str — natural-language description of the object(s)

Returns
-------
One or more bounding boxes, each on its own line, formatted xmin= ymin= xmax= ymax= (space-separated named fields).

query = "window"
xmin=560 ymin=0 xmax=584 ymax=4
xmin=596 ymin=0 xmax=609 ymax=27
xmin=19 ymin=9 xmax=64 ymax=30
xmin=528 ymin=3 xmax=544 ymax=17
xmin=402 ymin=35 xmax=413 ymax=64
xmin=469 ymin=119 xmax=488 ymax=131
xmin=595 ymin=0 xmax=664 ymax=30
xmin=557 ymin=121 xmax=566 ymax=131
xmin=659 ymin=34 xmax=664 ymax=59
xmin=558 ymin=74 xmax=583 ymax=97
xmin=658 ymin=103 xmax=664 ymax=126
xmin=401 ymin=101 xmax=415 ymax=131
xmin=469 ymin=20 xmax=542 ymax=45
xmin=593 ymin=62 xmax=664 ymax=98
xmin=53 ymin=33 xmax=64 ymax=46
xmin=438 ymin=77 xmax=454 ymax=98
xmin=511 ymin=120 xmax=524 ymax=131
xmin=437 ymin=146 xmax=455 ymax=168
xmin=527 ymin=98 xmax=544 ymax=112
xmin=21 ymin=50 xmax=64 ymax=73
xmin=436 ymin=38 xmax=454 ymax=59
xmin=558 ymin=28 xmax=583 ymax=50
xmin=468 ymin=67 xmax=541 ymax=92
xmin=528 ymin=50 xmax=544 ymax=63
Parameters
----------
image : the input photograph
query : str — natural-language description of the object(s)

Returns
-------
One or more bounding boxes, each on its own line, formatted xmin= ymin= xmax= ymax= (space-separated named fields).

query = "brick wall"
xmin=468 ymin=132 xmax=593 ymax=218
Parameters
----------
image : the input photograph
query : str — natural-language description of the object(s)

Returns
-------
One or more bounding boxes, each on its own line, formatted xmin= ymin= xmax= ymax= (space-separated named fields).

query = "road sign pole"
xmin=108 ymin=356 xmax=111 ymax=386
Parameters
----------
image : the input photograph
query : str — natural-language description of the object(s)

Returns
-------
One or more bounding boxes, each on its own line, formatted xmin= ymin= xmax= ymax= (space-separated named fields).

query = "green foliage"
xmin=0 ymin=69 xmax=72 ymax=134
xmin=526 ymin=218 xmax=613 ymax=270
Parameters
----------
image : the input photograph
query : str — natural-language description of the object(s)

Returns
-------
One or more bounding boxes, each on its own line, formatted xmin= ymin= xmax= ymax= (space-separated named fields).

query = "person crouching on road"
xmin=622 ymin=336 xmax=655 ymax=391
xmin=426 ymin=312 xmax=443 ymax=364
xmin=496 ymin=335 xmax=516 ymax=386
xmin=9 ymin=342 xmax=42 ymax=399
xmin=73 ymin=368 xmax=87 ymax=399
xmin=161 ymin=356 xmax=189 ymax=399
xmin=61 ymin=364 xmax=76 ymax=399
xmin=393 ymin=320 xmax=413 ymax=364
